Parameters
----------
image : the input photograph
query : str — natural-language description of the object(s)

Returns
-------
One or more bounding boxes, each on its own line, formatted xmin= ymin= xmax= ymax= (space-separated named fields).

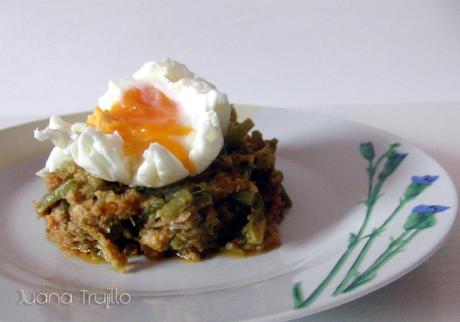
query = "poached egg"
xmin=35 ymin=59 xmax=231 ymax=188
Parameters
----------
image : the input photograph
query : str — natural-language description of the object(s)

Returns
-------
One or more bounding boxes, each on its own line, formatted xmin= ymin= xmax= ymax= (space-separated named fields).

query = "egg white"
xmin=35 ymin=59 xmax=231 ymax=188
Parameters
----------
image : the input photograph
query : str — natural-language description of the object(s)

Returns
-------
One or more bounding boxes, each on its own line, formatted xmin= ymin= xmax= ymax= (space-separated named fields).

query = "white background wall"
xmin=1 ymin=0 xmax=460 ymax=118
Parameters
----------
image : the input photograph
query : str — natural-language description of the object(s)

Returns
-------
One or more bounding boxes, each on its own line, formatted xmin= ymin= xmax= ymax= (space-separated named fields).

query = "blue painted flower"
xmin=412 ymin=204 xmax=450 ymax=214
xmin=404 ymin=205 xmax=449 ymax=231
xmin=389 ymin=153 xmax=408 ymax=161
xmin=411 ymin=175 xmax=439 ymax=185
xmin=378 ymin=153 xmax=408 ymax=180
xmin=404 ymin=175 xmax=440 ymax=200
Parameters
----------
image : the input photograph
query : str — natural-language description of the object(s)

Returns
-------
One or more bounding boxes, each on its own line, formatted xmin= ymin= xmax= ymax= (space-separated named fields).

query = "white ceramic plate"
xmin=0 ymin=105 xmax=457 ymax=322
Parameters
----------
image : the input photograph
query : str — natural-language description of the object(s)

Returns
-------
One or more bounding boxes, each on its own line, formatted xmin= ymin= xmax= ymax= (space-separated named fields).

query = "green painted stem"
xmin=333 ymin=199 xmax=409 ymax=295
xmin=372 ymin=230 xmax=418 ymax=270
xmin=344 ymin=229 xmax=420 ymax=292
xmin=295 ymin=144 xmax=400 ymax=308
xmin=296 ymin=245 xmax=357 ymax=308
xmin=298 ymin=168 xmax=382 ymax=308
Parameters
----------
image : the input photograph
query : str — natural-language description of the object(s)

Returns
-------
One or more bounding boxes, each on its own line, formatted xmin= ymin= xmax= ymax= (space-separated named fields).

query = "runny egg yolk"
xmin=87 ymin=86 xmax=194 ymax=171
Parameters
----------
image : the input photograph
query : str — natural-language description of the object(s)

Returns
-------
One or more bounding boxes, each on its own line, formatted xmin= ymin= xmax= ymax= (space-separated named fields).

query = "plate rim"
xmin=0 ymin=105 xmax=457 ymax=322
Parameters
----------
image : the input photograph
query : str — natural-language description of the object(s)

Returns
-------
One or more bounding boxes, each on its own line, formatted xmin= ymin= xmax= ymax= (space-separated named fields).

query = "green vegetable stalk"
xmin=36 ymin=179 xmax=79 ymax=214
xmin=225 ymin=118 xmax=254 ymax=148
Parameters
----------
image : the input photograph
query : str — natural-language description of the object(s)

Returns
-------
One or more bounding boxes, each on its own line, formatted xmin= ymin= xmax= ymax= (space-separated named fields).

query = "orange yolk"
xmin=87 ymin=86 xmax=194 ymax=172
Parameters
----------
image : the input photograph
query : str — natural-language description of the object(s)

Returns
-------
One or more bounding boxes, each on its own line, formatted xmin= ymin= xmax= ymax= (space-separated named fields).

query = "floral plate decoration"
xmin=293 ymin=142 xmax=451 ymax=308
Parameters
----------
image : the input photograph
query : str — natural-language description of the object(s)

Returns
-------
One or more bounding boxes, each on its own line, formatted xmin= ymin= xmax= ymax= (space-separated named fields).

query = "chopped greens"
xmin=35 ymin=179 xmax=79 ymax=213
xmin=34 ymin=108 xmax=291 ymax=270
